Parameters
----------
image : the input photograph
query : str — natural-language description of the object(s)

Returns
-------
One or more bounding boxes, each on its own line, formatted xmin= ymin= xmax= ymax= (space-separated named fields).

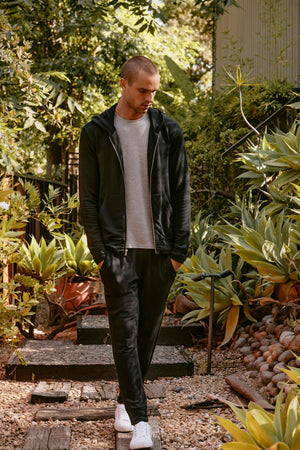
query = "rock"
xmin=175 ymin=294 xmax=198 ymax=315
xmin=294 ymin=326 xmax=300 ymax=336
xmin=262 ymin=315 xmax=274 ymax=325
xmin=247 ymin=337 xmax=256 ymax=345
xmin=288 ymin=359 xmax=296 ymax=367
xmin=272 ymin=362 xmax=286 ymax=374
xmin=259 ymin=363 xmax=270 ymax=373
xmin=261 ymin=371 xmax=274 ymax=384
xmin=250 ymin=342 xmax=260 ymax=351
xmin=278 ymin=350 xmax=294 ymax=364
xmin=260 ymin=338 xmax=271 ymax=347
xmin=255 ymin=331 xmax=267 ymax=341
xmin=239 ymin=346 xmax=252 ymax=356
xmin=244 ymin=354 xmax=256 ymax=365
xmin=233 ymin=337 xmax=247 ymax=350
xmin=254 ymin=356 xmax=265 ymax=369
xmin=279 ymin=331 xmax=295 ymax=348
xmin=272 ymin=373 xmax=287 ymax=383
xmin=289 ymin=335 xmax=300 ymax=354
xmin=249 ymin=322 xmax=262 ymax=335
xmin=269 ymin=386 xmax=279 ymax=397
xmin=253 ymin=350 xmax=262 ymax=358
xmin=296 ymin=358 xmax=300 ymax=368
xmin=266 ymin=323 xmax=276 ymax=334
xmin=275 ymin=324 xmax=285 ymax=339
xmin=259 ymin=345 xmax=269 ymax=353
xmin=246 ymin=370 xmax=259 ymax=379
xmin=269 ymin=343 xmax=284 ymax=353
xmin=263 ymin=350 xmax=271 ymax=360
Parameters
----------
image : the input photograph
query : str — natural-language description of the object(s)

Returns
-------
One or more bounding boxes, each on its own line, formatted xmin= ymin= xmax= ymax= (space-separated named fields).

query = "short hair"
xmin=121 ymin=56 xmax=159 ymax=84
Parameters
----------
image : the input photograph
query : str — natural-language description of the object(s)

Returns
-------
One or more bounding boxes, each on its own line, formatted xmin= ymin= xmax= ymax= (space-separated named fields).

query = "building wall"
xmin=215 ymin=0 xmax=300 ymax=89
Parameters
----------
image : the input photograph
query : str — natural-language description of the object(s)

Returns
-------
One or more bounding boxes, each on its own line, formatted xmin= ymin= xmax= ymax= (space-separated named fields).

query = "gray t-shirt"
xmin=114 ymin=112 xmax=155 ymax=249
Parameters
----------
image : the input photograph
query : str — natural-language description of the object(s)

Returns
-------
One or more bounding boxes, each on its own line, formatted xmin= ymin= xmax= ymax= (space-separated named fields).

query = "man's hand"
xmin=171 ymin=258 xmax=181 ymax=272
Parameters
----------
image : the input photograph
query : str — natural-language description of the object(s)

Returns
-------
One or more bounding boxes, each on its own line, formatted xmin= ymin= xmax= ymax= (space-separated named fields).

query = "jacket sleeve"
xmin=79 ymin=126 xmax=105 ymax=264
xmin=168 ymin=121 xmax=191 ymax=264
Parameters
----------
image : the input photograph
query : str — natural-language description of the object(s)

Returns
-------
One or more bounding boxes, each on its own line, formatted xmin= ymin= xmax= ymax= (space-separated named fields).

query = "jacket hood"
xmin=91 ymin=103 xmax=165 ymax=135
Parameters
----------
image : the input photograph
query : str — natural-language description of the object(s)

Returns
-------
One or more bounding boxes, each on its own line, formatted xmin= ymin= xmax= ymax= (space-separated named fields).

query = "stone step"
xmin=7 ymin=340 xmax=194 ymax=381
xmin=77 ymin=315 xmax=204 ymax=346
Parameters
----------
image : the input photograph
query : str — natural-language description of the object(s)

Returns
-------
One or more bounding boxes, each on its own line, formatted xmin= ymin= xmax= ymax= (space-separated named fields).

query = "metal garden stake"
xmin=192 ymin=269 xmax=233 ymax=375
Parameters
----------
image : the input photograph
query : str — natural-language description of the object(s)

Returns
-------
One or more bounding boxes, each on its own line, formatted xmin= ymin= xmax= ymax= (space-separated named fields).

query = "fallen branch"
xmin=225 ymin=374 xmax=274 ymax=410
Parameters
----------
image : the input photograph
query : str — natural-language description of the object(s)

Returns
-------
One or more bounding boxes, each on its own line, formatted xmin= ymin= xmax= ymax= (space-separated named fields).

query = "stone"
xmin=278 ymin=350 xmax=294 ymax=364
xmin=289 ymin=335 xmax=300 ymax=354
xmin=272 ymin=373 xmax=287 ymax=383
xmin=275 ymin=324 xmax=285 ymax=339
xmin=288 ymin=359 xmax=296 ymax=367
xmin=294 ymin=326 xmax=300 ymax=336
xmin=233 ymin=337 xmax=247 ymax=350
xmin=239 ymin=346 xmax=252 ymax=356
xmin=279 ymin=331 xmax=295 ymax=348
xmin=263 ymin=350 xmax=271 ymax=360
xmin=269 ymin=343 xmax=284 ymax=353
xmin=266 ymin=323 xmax=276 ymax=334
xmin=260 ymin=338 xmax=271 ymax=347
xmin=255 ymin=331 xmax=267 ymax=341
xmin=254 ymin=357 xmax=265 ymax=369
xmin=240 ymin=332 xmax=250 ymax=339
xmin=253 ymin=350 xmax=262 ymax=358
xmin=262 ymin=315 xmax=274 ymax=325
xmin=246 ymin=370 xmax=259 ymax=379
xmin=272 ymin=362 xmax=286 ymax=374
xmin=296 ymin=358 xmax=300 ymax=368
xmin=259 ymin=363 xmax=270 ymax=373
xmin=244 ymin=354 xmax=256 ymax=364
xmin=247 ymin=337 xmax=256 ymax=345
xmin=250 ymin=342 xmax=260 ymax=351
xmin=247 ymin=361 xmax=257 ymax=370
xmin=260 ymin=345 xmax=269 ymax=353
xmin=249 ymin=322 xmax=262 ymax=335
xmin=261 ymin=371 xmax=274 ymax=384
xmin=269 ymin=386 xmax=280 ymax=397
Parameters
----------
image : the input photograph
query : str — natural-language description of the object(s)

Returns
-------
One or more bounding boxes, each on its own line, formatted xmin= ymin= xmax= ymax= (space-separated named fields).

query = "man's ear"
xmin=120 ymin=78 xmax=127 ymax=90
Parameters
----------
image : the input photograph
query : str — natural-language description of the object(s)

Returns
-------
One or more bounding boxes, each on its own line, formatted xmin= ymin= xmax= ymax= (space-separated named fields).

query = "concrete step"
xmin=7 ymin=340 xmax=194 ymax=381
xmin=77 ymin=315 xmax=204 ymax=346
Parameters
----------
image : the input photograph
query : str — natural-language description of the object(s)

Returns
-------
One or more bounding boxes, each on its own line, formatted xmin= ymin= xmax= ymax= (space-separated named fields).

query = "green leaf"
xmin=216 ymin=415 xmax=257 ymax=444
xmin=219 ymin=305 xmax=240 ymax=346
xmin=34 ymin=121 xmax=47 ymax=133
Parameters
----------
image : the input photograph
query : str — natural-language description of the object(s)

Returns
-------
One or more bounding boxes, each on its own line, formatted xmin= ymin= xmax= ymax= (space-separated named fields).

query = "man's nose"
xmin=146 ymin=92 xmax=155 ymax=103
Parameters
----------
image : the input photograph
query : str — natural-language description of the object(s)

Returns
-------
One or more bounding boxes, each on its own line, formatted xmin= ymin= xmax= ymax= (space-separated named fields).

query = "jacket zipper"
xmin=109 ymin=136 xmax=128 ymax=255
xmin=149 ymin=134 xmax=160 ymax=253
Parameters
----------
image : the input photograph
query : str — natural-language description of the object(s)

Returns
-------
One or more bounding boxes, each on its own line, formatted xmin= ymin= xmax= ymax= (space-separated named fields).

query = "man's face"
xmin=120 ymin=70 xmax=160 ymax=118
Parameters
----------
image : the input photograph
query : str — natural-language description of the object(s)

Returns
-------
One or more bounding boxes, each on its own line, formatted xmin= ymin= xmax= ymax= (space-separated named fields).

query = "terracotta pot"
xmin=56 ymin=278 xmax=91 ymax=312
xmin=275 ymin=281 xmax=300 ymax=303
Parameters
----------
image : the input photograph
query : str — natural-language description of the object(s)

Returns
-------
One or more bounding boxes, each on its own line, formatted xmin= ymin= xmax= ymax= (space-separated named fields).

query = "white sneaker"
xmin=129 ymin=421 xmax=153 ymax=449
xmin=114 ymin=403 xmax=134 ymax=432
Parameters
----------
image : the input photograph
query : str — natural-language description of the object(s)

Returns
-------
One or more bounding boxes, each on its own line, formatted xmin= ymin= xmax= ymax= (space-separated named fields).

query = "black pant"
xmin=100 ymin=248 xmax=176 ymax=425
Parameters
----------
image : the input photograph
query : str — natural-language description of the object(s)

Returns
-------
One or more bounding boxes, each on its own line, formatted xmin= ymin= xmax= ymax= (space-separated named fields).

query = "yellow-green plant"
xmin=216 ymin=353 xmax=300 ymax=449
xmin=18 ymin=236 xmax=66 ymax=282
xmin=62 ymin=233 xmax=98 ymax=280
xmin=216 ymin=391 xmax=300 ymax=449
xmin=180 ymin=245 xmax=257 ymax=346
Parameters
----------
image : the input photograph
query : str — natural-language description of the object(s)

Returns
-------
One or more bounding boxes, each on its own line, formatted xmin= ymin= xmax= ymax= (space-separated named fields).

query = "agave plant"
xmin=180 ymin=245 xmax=258 ymax=346
xmin=216 ymin=354 xmax=300 ymax=449
xmin=237 ymin=120 xmax=300 ymax=191
xmin=17 ymin=236 xmax=66 ymax=282
xmin=215 ymin=208 xmax=300 ymax=304
xmin=62 ymin=233 xmax=98 ymax=280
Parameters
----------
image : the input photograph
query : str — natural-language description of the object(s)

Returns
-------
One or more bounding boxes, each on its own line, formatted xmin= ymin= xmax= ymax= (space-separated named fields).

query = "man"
xmin=79 ymin=56 xmax=190 ymax=449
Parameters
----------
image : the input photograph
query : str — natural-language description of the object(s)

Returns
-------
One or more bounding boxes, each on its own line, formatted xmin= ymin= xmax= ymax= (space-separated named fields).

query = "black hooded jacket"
xmin=79 ymin=103 xmax=191 ymax=265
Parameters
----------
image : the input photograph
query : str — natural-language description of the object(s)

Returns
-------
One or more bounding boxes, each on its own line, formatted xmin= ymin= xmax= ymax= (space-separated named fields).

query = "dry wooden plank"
xmin=225 ymin=375 xmax=275 ymax=410
xmin=35 ymin=404 xmax=160 ymax=422
xmin=116 ymin=417 xmax=161 ymax=450
xmin=145 ymin=383 xmax=166 ymax=399
xmin=31 ymin=382 xmax=71 ymax=404
xmin=23 ymin=427 xmax=50 ymax=450
xmin=48 ymin=426 xmax=71 ymax=450
xmin=98 ymin=383 xmax=118 ymax=400
xmin=80 ymin=384 xmax=100 ymax=401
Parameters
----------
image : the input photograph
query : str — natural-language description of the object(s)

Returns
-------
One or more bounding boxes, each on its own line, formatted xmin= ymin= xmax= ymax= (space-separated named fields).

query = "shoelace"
xmin=133 ymin=422 xmax=149 ymax=439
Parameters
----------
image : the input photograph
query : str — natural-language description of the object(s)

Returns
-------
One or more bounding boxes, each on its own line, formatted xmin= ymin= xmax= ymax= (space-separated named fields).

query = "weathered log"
xmin=31 ymin=382 xmax=71 ymax=404
xmin=225 ymin=374 xmax=275 ymax=410
xmin=23 ymin=426 xmax=71 ymax=450
xmin=35 ymin=404 xmax=159 ymax=421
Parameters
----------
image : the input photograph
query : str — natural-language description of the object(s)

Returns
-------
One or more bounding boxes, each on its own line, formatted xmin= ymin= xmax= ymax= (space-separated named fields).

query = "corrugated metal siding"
xmin=216 ymin=0 xmax=300 ymax=88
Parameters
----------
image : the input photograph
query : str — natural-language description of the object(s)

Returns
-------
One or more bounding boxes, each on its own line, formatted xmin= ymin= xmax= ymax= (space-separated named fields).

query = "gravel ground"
xmin=0 ymin=342 xmax=249 ymax=450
